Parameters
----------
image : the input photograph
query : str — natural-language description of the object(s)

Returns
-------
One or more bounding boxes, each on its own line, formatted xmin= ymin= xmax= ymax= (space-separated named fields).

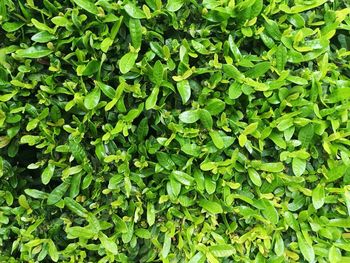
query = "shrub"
xmin=0 ymin=0 xmax=350 ymax=262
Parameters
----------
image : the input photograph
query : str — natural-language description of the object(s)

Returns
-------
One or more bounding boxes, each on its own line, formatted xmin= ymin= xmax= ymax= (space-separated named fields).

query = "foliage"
xmin=0 ymin=0 xmax=350 ymax=262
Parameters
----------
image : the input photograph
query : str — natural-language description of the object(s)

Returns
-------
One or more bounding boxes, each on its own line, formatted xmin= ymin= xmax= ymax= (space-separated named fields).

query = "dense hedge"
xmin=1 ymin=0 xmax=350 ymax=262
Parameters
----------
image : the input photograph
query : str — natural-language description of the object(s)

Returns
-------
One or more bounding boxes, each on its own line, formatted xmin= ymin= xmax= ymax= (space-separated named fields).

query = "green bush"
xmin=1 ymin=0 xmax=350 ymax=262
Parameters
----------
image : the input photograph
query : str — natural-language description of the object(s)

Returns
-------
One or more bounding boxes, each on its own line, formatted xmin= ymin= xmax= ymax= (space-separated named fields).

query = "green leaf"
xmin=24 ymin=189 xmax=49 ymax=199
xmin=179 ymin=110 xmax=200 ymax=123
xmin=129 ymin=18 xmax=142 ymax=49
xmin=51 ymin=16 xmax=71 ymax=27
xmin=284 ymin=211 xmax=300 ymax=231
xmin=229 ymin=82 xmax=242 ymax=99
xmin=152 ymin=60 xmax=164 ymax=85
xmin=275 ymin=44 xmax=287 ymax=71
xmin=69 ymin=137 xmax=87 ymax=164
xmin=328 ymin=87 xmax=350 ymax=103
xmin=99 ymin=232 xmax=118 ymax=255
xmin=312 ymin=184 xmax=325 ymax=209
xmin=274 ymin=233 xmax=284 ymax=256
xmin=248 ymin=168 xmax=262 ymax=187
xmin=328 ymin=218 xmax=350 ymax=228
xmin=147 ymin=203 xmax=155 ymax=226
xmin=269 ymin=132 xmax=287 ymax=149
xmin=72 ymin=0 xmax=98 ymax=14
xmin=42 ymin=163 xmax=55 ymax=185
xmin=135 ymin=228 xmax=151 ymax=239
xmin=145 ymin=87 xmax=159 ymax=110
xmin=205 ymin=98 xmax=225 ymax=116
xmin=277 ymin=118 xmax=293 ymax=131
xmin=82 ymin=60 xmax=99 ymax=76
xmin=261 ymin=199 xmax=279 ymax=224
xmin=297 ymin=232 xmax=315 ymax=263
xmin=191 ymin=40 xmax=209 ymax=55
xmin=177 ymin=80 xmax=191 ymax=104
xmin=243 ymin=122 xmax=259 ymax=135
xmin=47 ymin=182 xmax=70 ymax=205
xmin=31 ymin=31 xmax=57 ymax=43
xmin=119 ymin=52 xmax=138 ymax=74
xmin=181 ymin=143 xmax=201 ymax=157
xmin=245 ymin=62 xmax=271 ymax=78
xmin=101 ymin=37 xmax=114 ymax=53
xmin=124 ymin=3 xmax=146 ymax=19
xmin=325 ymin=163 xmax=348 ymax=182
xmin=223 ymin=64 xmax=244 ymax=80
xmin=31 ymin=18 xmax=55 ymax=34
xmin=67 ymin=226 xmax=96 ymax=239
xmin=161 ymin=233 xmax=171 ymax=258
xmin=189 ymin=252 xmax=205 ymax=263
xmin=18 ymin=195 xmax=30 ymax=210
xmin=64 ymin=197 xmax=88 ymax=218
xmin=47 ymin=239 xmax=59 ymax=262
xmin=205 ymin=177 xmax=216 ymax=195
xmin=329 ymin=245 xmax=342 ymax=263
xmin=298 ymin=124 xmax=314 ymax=147
xmin=199 ymin=109 xmax=213 ymax=129
xmin=2 ymin=22 xmax=25 ymax=32
xmin=209 ymin=131 xmax=224 ymax=149
xmin=84 ymin=87 xmax=101 ymax=110
xmin=96 ymin=81 xmax=115 ymax=99
xmin=157 ymin=152 xmax=175 ymax=170
xmin=171 ymin=171 xmax=194 ymax=186
xmin=16 ymin=46 xmax=53 ymax=58
xmin=259 ymin=162 xmax=284 ymax=173
xmin=292 ymin=158 xmax=306 ymax=176
xmin=198 ymin=199 xmax=223 ymax=214
xmin=166 ymin=0 xmax=184 ymax=12
xmin=209 ymin=244 xmax=235 ymax=257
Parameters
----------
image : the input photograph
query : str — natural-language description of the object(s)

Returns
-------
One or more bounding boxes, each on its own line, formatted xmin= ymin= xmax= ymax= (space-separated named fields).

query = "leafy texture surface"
xmin=0 ymin=0 xmax=350 ymax=262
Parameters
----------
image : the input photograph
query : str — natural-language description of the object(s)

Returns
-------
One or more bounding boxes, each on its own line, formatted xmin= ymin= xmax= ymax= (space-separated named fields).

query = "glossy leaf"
xmin=129 ymin=18 xmax=142 ymax=49
xmin=209 ymin=245 xmax=235 ymax=257
xmin=119 ymin=52 xmax=138 ymax=74
xmin=84 ymin=87 xmax=101 ymax=110
xmin=166 ymin=0 xmax=184 ymax=12
xmin=297 ymin=232 xmax=315 ymax=263
xmin=209 ymin=131 xmax=224 ymax=149
xmin=72 ymin=0 xmax=98 ymax=14
xmin=312 ymin=184 xmax=325 ymax=209
xmin=177 ymin=80 xmax=191 ymax=104
xmin=179 ymin=110 xmax=199 ymax=123
xmin=198 ymin=199 xmax=223 ymax=214
xmin=16 ymin=46 xmax=53 ymax=58
xmin=47 ymin=182 xmax=70 ymax=205
xmin=292 ymin=158 xmax=306 ymax=176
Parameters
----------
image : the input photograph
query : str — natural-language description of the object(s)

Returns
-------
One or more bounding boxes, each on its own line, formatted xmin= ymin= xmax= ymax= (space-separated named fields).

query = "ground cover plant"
xmin=0 ymin=0 xmax=350 ymax=262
